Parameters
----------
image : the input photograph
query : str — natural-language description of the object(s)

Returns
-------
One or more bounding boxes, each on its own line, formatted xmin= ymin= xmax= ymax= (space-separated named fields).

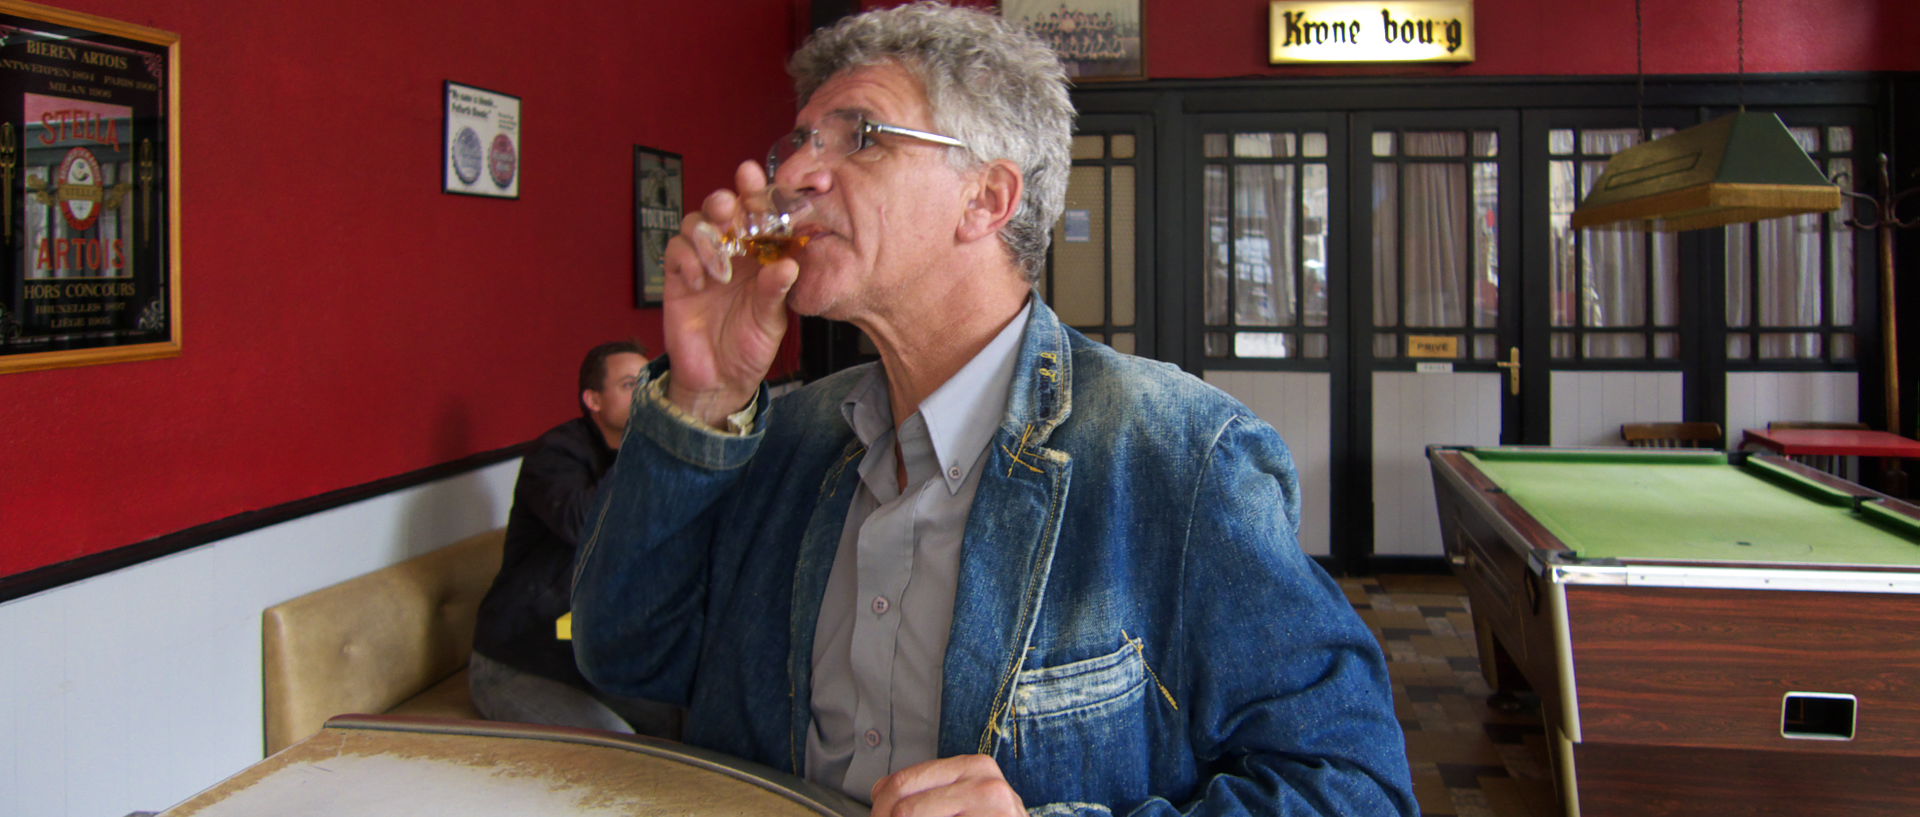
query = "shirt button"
xmin=864 ymin=728 xmax=882 ymax=747
xmin=871 ymin=595 xmax=891 ymax=615
xmin=947 ymin=465 xmax=963 ymax=480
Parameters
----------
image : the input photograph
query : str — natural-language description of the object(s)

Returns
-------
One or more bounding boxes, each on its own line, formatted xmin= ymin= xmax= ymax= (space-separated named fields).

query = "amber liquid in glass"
xmin=736 ymin=233 xmax=811 ymax=263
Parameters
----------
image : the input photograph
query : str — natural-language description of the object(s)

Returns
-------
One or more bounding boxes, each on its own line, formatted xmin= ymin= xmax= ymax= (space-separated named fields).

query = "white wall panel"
xmin=1372 ymin=372 xmax=1502 ymax=557
xmin=1725 ymin=371 xmax=1860 ymax=447
xmin=0 ymin=459 xmax=518 ymax=817
xmin=1548 ymin=371 xmax=1686 ymax=447
xmin=3 ymin=580 xmax=66 ymax=817
xmin=1205 ymin=370 xmax=1333 ymax=557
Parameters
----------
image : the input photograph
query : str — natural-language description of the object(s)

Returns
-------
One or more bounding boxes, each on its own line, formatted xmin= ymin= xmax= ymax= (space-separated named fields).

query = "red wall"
xmin=2 ymin=0 xmax=808 ymax=577
xmin=864 ymin=0 xmax=1920 ymax=76
xmin=10 ymin=0 xmax=1917 ymax=579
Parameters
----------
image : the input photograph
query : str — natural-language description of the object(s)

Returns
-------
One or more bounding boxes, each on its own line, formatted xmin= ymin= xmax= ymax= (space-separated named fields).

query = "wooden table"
xmin=158 ymin=715 xmax=866 ymax=817
xmin=1741 ymin=427 xmax=1920 ymax=458
xmin=1743 ymin=427 xmax=1920 ymax=495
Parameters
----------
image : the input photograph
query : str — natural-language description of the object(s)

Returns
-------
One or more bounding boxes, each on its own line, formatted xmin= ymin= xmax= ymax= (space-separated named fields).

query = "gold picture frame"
xmin=0 ymin=0 xmax=180 ymax=374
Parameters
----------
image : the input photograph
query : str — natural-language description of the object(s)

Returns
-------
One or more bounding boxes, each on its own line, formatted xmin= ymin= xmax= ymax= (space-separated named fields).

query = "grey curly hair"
xmin=789 ymin=1 xmax=1073 ymax=284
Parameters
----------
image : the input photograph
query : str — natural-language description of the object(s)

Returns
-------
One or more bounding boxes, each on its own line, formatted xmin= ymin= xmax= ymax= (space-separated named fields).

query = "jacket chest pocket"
xmin=1002 ymin=641 xmax=1154 ymax=804
xmin=1014 ymin=641 xmax=1146 ymax=720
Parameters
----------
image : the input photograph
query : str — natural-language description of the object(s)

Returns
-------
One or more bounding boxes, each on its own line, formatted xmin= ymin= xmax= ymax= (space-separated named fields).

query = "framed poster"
xmin=633 ymin=145 xmax=681 ymax=307
xmin=1002 ymin=0 xmax=1146 ymax=82
xmin=443 ymin=81 xmax=519 ymax=198
xmin=0 ymin=1 xmax=180 ymax=374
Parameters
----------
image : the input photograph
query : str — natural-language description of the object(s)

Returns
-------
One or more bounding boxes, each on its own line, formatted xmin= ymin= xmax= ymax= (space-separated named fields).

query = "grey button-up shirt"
xmin=805 ymin=302 xmax=1031 ymax=799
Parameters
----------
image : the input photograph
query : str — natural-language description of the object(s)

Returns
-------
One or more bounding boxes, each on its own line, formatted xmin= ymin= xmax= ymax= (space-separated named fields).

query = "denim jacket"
xmin=573 ymin=301 xmax=1417 ymax=816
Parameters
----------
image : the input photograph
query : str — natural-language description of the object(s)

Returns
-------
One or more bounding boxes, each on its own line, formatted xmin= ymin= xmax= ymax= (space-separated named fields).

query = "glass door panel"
xmin=1200 ymin=126 xmax=1333 ymax=362
xmin=1545 ymin=126 xmax=1683 ymax=363
xmin=1189 ymin=113 xmax=1346 ymax=560
xmin=1043 ymin=118 xmax=1151 ymax=356
xmin=1354 ymin=112 xmax=1518 ymax=561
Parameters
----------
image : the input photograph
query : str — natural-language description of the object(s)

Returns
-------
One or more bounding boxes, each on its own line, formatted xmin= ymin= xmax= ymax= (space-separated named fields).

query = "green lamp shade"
xmin=1571 ymin=111 xmax=1842 ymax=232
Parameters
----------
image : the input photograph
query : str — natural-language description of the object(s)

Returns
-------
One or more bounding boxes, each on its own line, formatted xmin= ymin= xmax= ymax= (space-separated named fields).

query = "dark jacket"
xmin=474 ymin=416 xmax=613 ymax=685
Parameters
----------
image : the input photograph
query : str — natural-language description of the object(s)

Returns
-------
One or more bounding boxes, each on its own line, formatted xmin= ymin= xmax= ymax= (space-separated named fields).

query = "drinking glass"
xmin=693 ymin=188 xmax=812 ymax=283
xmin=724 ymin=188 xmax=814 ymax=262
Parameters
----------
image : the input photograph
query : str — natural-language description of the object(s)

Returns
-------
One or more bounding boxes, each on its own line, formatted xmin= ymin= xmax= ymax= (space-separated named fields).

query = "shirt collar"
xmin=919 ymin=300 xmax=1030 ymax=493
xmin=840 ymin=364 xmax=892 ymax=466
xmin=838 ymin=299 xmax=1032 ymax=495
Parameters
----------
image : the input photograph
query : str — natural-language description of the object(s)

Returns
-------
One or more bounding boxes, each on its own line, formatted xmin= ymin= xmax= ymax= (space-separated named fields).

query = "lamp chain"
xmin=1634 ymin=0 xmax=1644 ymax=138
xmin=1736 ymin=0 xmax=1746 ymax=111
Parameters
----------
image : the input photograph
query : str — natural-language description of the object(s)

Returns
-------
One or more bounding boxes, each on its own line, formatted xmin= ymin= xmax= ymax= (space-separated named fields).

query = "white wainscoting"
xmin=1372 ymin=371 xmax=1502 ymax=557
xmin=1726 ymin=371 xmax=1861 ymax=446
xmin=0 ymin=459 xmax=518 ymax=817
xmin=1203 ymin=370 xmax=1332 ymax=557
xmin=1548 ymin=370 xmax=1687 ymax=447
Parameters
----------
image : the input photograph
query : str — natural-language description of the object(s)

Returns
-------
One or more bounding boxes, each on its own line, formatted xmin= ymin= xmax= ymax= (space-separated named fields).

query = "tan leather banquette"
xmin=261 ymin=528 xmax=504 ymax=754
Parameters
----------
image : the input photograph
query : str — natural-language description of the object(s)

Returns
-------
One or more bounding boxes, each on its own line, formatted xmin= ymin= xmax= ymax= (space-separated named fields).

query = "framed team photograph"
xmin=1002 ymin=0 xmax=1146 ymax=82
xmin=443 ymin=81 xmax=520 ymax=198
xmin=633 ymin=145 xmax=682 ymax=306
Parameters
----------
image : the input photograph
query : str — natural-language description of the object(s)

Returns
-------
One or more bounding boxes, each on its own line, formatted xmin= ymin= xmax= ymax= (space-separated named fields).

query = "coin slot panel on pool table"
xmin=1782 ymin=692 xmax=1858 ymax=741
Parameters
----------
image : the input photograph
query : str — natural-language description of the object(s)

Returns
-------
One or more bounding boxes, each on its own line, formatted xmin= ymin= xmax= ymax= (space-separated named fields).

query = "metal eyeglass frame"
xmin=767 ymin=113 xmax=968 ymax=178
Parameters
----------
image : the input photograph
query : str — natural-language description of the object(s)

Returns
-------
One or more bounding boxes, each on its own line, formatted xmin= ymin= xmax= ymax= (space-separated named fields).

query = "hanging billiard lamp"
xmin=1570 ymin=0 xmax=1841 ymax=231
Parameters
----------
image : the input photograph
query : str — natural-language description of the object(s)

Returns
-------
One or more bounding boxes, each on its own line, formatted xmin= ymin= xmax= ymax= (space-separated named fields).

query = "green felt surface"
xmin=1461 ymin=448 xmax=1920 ymax=567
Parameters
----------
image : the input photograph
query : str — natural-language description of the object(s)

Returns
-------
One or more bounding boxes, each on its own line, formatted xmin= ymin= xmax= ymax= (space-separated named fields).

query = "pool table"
xmin=1427 ymin=446 xmax=1920 ymax=817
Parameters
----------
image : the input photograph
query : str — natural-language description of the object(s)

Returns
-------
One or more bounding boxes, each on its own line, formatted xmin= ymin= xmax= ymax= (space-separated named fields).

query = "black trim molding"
xmin=0 ymin=443 xmax=531 ymax=604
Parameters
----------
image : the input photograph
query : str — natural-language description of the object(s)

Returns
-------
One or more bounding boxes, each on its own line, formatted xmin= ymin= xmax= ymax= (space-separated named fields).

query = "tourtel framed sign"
xmin=633 ymin=144 xmax=682 ymax=307
xmin=0 ymin=0 xmax=180 ymax=374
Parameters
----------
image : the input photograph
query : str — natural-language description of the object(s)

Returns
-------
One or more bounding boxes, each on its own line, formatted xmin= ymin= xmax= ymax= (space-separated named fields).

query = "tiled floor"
xmin=1342 ymin=573 xmax=1560 ymax=817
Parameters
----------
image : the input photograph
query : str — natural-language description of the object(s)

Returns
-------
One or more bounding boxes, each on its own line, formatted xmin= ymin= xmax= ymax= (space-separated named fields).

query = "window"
xmin=1369 ymin=129 xmax=1500 ymax=361
xmin=1547 ymin=127 xmax=1682 ymax=361
xmin=1042 ymin=131 xmax=1140 ymax=353
xmin=1201 ymin=130 xmax=1331 ymax=360
xmin=1724 ymin=125 xmax=1858 ymax=363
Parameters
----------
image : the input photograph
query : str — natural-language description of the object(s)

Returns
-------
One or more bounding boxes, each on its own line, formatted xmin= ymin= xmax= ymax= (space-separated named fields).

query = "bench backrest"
xmin=1621 ymin=421 xmax=1724 ymax=449
xmin=261 ymin=528 xmax=504 ymax=754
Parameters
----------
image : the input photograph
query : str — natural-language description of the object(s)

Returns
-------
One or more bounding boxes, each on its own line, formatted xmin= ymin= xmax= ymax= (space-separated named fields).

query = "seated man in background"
xmin=572 ymin=3 xmax=1414 ymax=814
xmin=471 ymin=340 xmax=680 ymax=737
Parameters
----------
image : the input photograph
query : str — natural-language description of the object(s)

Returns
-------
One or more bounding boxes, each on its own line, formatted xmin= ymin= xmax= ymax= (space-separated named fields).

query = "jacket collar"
xmin=996 ymin=296 xmax=1074 ymax=448
xmin=938 ymin=296 xmax=1078 ymax=757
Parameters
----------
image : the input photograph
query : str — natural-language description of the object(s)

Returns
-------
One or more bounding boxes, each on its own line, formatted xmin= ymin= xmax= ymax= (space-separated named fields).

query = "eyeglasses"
xmin=767 ymin=111 xmax=968 ymax=179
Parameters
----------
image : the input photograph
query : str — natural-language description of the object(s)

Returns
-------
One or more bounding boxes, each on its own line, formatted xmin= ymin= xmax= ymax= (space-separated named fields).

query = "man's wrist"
xmin=650 ymin=373 xmax=758 ymax=435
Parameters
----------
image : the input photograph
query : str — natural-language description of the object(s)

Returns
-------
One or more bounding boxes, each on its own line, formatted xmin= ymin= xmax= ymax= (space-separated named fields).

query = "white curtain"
xmin=1577 ymin=131 xmax=1649 ymax=358
xmin=1372 ymin=164 xmax=1399 ymax=329
xmin=1727 ymin=217 xmax=1824 ymax=359
xmin=1396 ymin=132 xmax=1468 ymax=328
xmin=1756 ymin=213 xmax=1825 ymax=357
xmin=1548 ymin=159 xmax=1578 ymax=330
xmin=1203 ymin=165 xmax=1229 ymax=327
xmin=1726 ymin=126 xmax=1832 ymax=360
xmin=1235 ymin=164 xmax=1295 ymax=327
